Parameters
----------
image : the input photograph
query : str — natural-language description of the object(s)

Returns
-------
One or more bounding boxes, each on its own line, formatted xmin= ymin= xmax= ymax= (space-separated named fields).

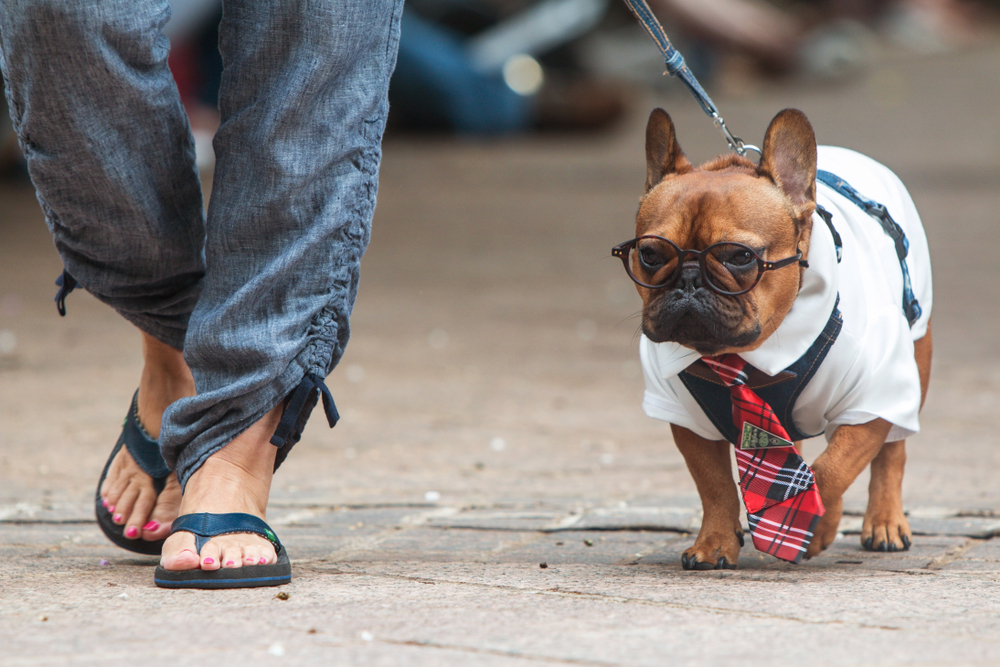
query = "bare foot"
xmin=99 ymin=332 xmax=194 ymax=543
xmin=160 ymin=405 xmax=283 ymax=571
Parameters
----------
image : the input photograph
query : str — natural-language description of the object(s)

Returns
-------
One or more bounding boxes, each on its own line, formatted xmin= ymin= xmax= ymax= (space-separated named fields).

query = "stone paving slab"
xmin=4 ymin=522 xmax=1000 ymax=667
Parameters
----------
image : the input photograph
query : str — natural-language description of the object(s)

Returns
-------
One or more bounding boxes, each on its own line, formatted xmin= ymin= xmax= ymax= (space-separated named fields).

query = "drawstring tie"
xmin=270 ymin=374 xmax=339 ymax=448
xmin=54 ymin=270 xmax=78 ymax=316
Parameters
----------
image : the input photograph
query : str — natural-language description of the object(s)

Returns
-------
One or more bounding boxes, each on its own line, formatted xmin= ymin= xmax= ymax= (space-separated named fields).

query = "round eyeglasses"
xmin=612 ymin=236 xmax=807 ymax=296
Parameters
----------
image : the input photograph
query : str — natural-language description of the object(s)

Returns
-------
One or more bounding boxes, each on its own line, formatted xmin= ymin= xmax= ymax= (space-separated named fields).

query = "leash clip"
xmin=712 ymin=113 xmax=760 ymax=158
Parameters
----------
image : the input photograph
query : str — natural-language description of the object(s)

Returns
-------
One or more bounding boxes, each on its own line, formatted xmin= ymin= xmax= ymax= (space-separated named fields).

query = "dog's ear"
xmin=645 ymin=108 xmax=691 ymax=193
xmin=759 ymin=109 xmax=817 ymax=220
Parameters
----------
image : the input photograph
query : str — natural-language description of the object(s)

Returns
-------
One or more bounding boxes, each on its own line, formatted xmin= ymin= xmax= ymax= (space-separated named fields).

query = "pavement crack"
xmin=924 ymin=538 xmax=984 ymax=570
xmin=322 ymin=568 xmax=903 ymax=631
xmin=380 ymin=638 xmax=623 ymax=665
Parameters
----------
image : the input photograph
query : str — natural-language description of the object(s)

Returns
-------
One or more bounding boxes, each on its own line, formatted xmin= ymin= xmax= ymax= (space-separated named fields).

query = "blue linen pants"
xmin=0 ymin=0 xmax=404 ymax=486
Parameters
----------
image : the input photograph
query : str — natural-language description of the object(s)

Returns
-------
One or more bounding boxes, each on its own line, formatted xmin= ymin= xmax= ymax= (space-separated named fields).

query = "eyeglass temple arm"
xmin=762 ymin=250 xmax=808 ymax=270
xmin=611 ymin=242 xmax=632 ymax=258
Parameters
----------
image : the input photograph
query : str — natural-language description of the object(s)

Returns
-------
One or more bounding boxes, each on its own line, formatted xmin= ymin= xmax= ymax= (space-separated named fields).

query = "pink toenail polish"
xmin=226 ymin=560 xmax=235 ymax=566
xmin=203 ymin=557 xmax=215 ymax=565
xmin=259 ymin=557 xmax=267 ymax=564
xmin=108 ymin=505 xmax=115 ymax=513
xmin=143 ymin=521 xmax=159 ymax=531
xmin=101 ymin=498 xmax=108 ymax=508
xmin=125 ymin=527 xmax=138 ymax=538
xmin=113 ymin=514 xmax=123 ymax=523
xmin=247 ymin=557 xmax=255 ymax=562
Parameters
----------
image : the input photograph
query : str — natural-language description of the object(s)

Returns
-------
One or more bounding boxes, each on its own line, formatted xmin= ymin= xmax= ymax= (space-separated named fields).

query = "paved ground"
xmin=2 ymin=39 xmax=1000 ymax=666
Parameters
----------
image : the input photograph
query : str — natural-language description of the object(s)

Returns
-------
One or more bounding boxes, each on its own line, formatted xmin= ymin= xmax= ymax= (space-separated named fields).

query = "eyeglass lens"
xmin=629 ymin=239 xmax=761 ymax=293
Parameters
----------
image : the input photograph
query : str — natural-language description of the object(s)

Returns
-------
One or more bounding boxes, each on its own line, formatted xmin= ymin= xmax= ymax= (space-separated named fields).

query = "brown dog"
xmin=622 ymin=108 xmax=932 ymax=568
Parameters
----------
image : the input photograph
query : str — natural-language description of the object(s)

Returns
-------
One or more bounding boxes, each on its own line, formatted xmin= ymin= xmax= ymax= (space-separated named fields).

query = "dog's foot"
xmin=805 ymin=495 xmax=842 ymax=559
xmin=861 ymin=500 xmax=911 ymax=552
xmin=681 ymin=528 xmax=743 ymax=570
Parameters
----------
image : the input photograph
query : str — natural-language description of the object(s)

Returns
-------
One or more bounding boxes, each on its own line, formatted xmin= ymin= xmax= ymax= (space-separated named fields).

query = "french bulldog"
xmin=620 ymin=107 xmax=932 ymax=568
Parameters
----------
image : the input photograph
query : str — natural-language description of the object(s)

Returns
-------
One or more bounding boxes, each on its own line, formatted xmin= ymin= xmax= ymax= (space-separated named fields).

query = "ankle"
xmin=140 ymin=332 xmax=194 ymax=387
xmin=136 ymin=332 xmax=195 ymax=438
xmin=178 ymin=405 xmax=282 ymax=516
xmin=181 ymin=456 xmax=272 ymax=517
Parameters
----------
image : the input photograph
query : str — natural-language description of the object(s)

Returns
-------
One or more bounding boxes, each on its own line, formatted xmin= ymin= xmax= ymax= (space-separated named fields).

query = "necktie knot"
xmin=701 ymin=354 xmax=748 ymax=387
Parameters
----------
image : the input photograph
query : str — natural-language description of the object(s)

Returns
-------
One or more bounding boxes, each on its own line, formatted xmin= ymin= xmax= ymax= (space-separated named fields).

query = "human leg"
xmin=0 ymin=0 xmax=205 ymax=544
xmin=99 ymin=333 xmax=194 ymax=542
xmin=158 ymin=0 xmax=404 ymax=574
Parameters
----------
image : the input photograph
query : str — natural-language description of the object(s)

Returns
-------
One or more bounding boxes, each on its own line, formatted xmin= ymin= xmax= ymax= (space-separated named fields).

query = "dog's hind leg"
xmin=670 ymin=425 xmax=743 ymax=570
xmin=861 ymin=321 xmax=932 ymax=552
xmin=862 ymin=440 xmax=911 ymax=551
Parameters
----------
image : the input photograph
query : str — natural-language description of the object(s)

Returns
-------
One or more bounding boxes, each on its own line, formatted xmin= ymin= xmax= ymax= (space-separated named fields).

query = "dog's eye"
xmin=639 ymin=246 xmax=665 ymax=269
xmin=725 ymin=249 xmax=756 ymax=268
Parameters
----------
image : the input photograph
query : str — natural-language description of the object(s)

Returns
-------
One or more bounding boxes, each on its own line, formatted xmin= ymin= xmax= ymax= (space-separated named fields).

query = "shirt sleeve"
xmin=640 ymin=339 xmax=725 ymax=441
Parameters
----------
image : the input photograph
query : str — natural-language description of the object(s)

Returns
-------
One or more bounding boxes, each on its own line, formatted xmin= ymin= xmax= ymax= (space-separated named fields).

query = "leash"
xmin=620 ymin=0 xmax=760 ymax=157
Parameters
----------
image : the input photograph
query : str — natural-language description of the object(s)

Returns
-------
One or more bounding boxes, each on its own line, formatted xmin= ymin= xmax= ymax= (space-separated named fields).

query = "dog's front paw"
xmin=681 ymin=529 xmax=743 ymax=570
xmin=861 ymin=500 xmax=912 ymax=552
xmin=805 ymin=495 xmax=842 ymax=559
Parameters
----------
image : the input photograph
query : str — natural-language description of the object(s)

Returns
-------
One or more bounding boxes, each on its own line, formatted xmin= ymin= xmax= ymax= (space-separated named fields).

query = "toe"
xmin=100 ymin=452 xmax=122 ymax=499
xmin=103 ymin=481 xmax=122 ymax=514
xmin=102 ymin=449 xmax=134 ymax=504
xmin=198 ymin=541 xmax=222 ymax=570
xmin=716 ymin=556 xmax=737 ymax=570
xmin=124 ymin=487 xmax=157 ymax=540
xmin=112 ymin=481 xmax=141 ymax=525
xmin=243 ymin=544 xmax=261 ymax=566
xmin=250 ymin=534 xmax=277 ymax=565
xmin=221 ymin=543 xmax=243 ymax=569
xmin=160 ymin=532 xmax=201 ymax=571
xmin=141 ymin=475 xmax=180 ymax=541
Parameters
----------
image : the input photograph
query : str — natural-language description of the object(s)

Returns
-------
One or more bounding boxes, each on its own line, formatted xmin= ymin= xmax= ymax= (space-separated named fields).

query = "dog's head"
xmin=629 ymin=107 xmax=817 ymax=356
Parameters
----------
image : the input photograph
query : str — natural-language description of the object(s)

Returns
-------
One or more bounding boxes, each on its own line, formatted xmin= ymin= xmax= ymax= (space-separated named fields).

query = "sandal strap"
xmin=121 ymin=391 xmax=170 ymax=480
xmin=170 ymin=513 xmax=283 ymax=555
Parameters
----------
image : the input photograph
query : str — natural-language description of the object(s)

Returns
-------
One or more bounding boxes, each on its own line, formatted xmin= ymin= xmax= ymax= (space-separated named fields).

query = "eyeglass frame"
xmin=611 ymin=235 xmax=808 ymax=295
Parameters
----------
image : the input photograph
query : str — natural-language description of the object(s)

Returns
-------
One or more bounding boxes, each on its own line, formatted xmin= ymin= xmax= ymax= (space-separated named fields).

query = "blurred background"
xmin=2 ymin=0 xmax=1000 ymax=520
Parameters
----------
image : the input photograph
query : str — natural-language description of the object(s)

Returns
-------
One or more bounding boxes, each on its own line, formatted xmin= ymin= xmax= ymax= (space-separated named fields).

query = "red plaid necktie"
xmin=702 ymin=355 xmax=825 ymax=563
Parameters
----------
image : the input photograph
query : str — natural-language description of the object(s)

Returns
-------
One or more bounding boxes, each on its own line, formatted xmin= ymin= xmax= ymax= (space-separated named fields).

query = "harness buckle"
xmin=866 ymin=203 xmax=908 ymax=260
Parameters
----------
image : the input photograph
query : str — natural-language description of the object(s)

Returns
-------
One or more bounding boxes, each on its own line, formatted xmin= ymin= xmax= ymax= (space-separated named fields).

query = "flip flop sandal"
xmin=153 ymin=513 xmax=292 ymax=589
xmin=94 ymin=391 xmax=170 ymax=555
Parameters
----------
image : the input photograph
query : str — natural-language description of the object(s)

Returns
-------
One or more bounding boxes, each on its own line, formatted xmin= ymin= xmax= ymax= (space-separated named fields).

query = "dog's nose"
xmin=676 ymin=261 xmax=702 ymax=293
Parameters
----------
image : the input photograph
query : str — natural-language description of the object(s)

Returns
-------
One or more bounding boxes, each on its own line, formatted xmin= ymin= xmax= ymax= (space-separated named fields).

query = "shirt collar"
xmin=644 ymin=206 xmax=839 ymax=378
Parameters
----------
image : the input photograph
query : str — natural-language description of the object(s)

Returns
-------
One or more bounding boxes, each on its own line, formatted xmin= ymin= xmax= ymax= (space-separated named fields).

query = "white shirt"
xmin=640 ymin=147 xmax=933 ymax=443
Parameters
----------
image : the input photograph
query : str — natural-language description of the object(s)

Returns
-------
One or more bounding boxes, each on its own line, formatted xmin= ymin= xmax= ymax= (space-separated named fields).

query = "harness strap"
xmin=814 ymin=204 xmax=843 ymax=263
xmin=816 ymin=170 xmax=922 ymax=327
